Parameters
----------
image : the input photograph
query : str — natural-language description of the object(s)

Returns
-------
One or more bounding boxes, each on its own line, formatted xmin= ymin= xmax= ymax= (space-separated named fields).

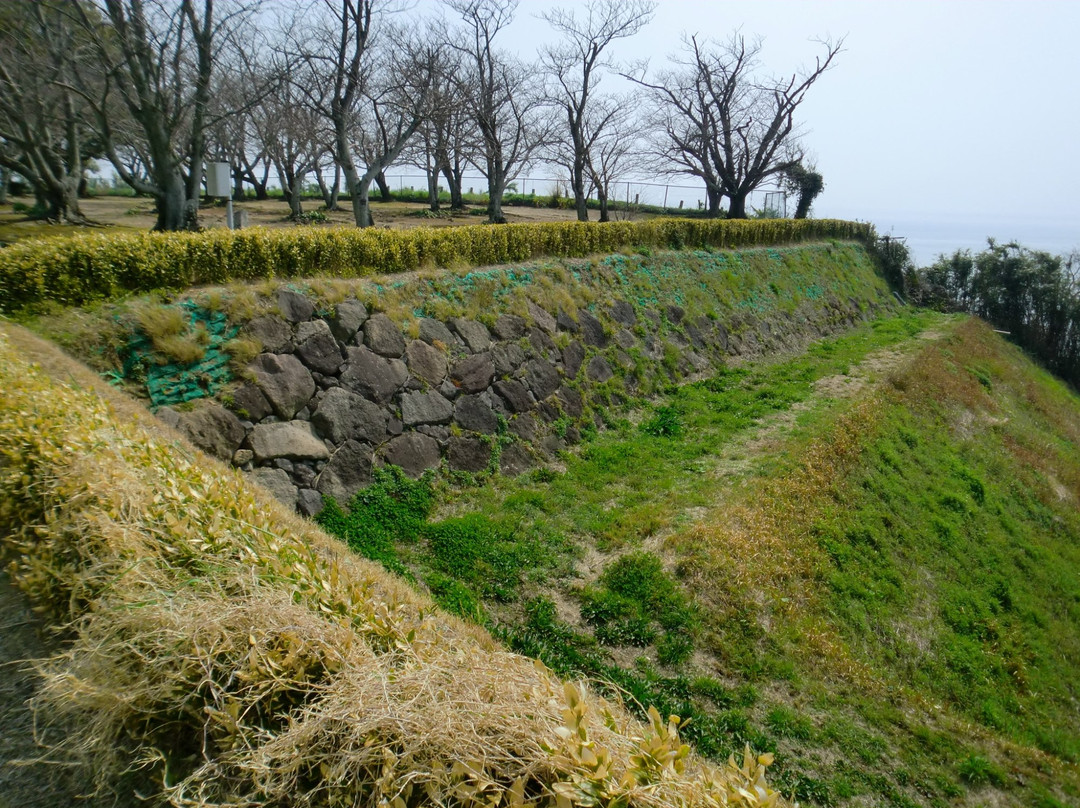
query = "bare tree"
xmin=541 ymin=0 xmax=654 ymax=221
xmin=71 ymin=0 xmax=260 ymax=230
xmin=630 ymin=34 xmax=841 ymax=218
xmin=447 ymin=0 xmax=549 ymax=224
xmin=0 ymin=1 xmax=97 ymax=223
xmin=582 ymin=94 xmax=640 ymax=222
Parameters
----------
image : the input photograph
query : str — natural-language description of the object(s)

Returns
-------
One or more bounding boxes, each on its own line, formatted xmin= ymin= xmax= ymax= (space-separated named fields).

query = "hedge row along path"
xmin=0 ymin=217 xmax=869 ymax=312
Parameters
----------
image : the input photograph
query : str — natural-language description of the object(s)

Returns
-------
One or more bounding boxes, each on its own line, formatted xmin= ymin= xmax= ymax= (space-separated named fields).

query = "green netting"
xmin=121 ymin=301 xmax=238 ymax=409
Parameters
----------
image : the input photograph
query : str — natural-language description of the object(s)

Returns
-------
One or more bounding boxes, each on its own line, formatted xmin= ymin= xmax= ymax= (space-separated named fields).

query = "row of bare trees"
xmin=0 ymin=0 xmax=841 ymax=231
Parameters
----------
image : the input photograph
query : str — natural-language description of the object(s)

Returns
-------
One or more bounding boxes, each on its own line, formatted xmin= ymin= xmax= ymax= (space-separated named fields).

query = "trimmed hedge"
xmin=0 ymin=217 xmax=870 ymax=312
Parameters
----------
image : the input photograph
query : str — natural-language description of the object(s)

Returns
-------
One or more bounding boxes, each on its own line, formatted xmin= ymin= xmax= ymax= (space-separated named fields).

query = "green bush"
xmin=0 ymin=217 xmax=871 ymax=312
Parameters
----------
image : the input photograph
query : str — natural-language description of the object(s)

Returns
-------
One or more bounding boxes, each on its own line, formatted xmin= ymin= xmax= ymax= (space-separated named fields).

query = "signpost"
xmin=206 ymin=162 xmax=235 ymax=229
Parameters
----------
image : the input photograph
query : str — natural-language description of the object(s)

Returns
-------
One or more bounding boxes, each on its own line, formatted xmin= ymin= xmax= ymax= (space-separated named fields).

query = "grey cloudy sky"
xmin=493 ymin=0 xmax=1080 ymax=260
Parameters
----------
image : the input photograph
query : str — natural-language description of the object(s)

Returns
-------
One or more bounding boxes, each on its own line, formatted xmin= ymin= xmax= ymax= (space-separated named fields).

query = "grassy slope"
xmin=321 ymin=313 xmax=1080 ymax=807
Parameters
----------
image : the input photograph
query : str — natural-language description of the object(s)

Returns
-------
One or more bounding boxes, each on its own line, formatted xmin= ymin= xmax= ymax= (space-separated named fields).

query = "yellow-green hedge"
xmin=0 ymin=218 xmax=870 ymax=311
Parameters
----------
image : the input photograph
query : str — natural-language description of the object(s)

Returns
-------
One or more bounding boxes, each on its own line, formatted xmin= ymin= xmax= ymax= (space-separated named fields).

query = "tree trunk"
xmin=288 ymin=173 xmax=304 ymax=218
xmin=793 ymin=196 xmax=812 ymax=219
xmin=487 ymin=160 xmax=506 ymax=224
xmin=375 ymin=171 xmax=392 ymax=202
xmin=316 ymin=164 xmax=342 ymax=211
xmin=0 ymin=167 xmax=8 ymax=204
xmin=441 ymin=163 xmax=464 ymax=210
xmin=351 ymin=179 xmax=374 ymax=227
xmin=426 ymin=167 xmax=440 ymax=211
xmin=597 ymin=189 xmax=609 ymax=222
xmin=233 ymin=166 xmax=245 ymax=200
xmin=706 ymin=186 xmax=723 ymax=218
xmin=727 ymin=193 xmax=748 ymax=219
xmin=571 ymin=160 xmax=589 ymax=222
xmin=155 ymin=175 xmax=189 ymax=231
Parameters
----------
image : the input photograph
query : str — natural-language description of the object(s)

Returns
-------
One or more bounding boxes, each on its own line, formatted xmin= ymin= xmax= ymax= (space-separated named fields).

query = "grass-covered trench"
xmin=317 ymin=311 xmax=1080 ymax=807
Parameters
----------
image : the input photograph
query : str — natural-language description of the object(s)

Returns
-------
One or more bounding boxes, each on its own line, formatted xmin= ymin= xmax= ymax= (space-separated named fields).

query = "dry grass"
xmin=0 ymin=323 xmax=790 ymax=808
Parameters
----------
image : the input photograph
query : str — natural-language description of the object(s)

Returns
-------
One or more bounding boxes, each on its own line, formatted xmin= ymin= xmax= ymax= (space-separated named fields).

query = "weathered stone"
xmin=492 ymin=342 xmax=526 ymax=376
xmin=615 ymin=349 xmax=633 ymax=369
xmin=174 ymin=403 xmax=246 ymax=461
xmin=311 ymin=387 xmax=388 ymax=444
xmin=499 ymin=443 xmax=535 ymax=476
xmin=615 ymin=328 xmax=636 ymax=350
xmin=297 ymin=325 xmax=345 ymax=375
xmin=418 ymin=317 xmax=454 ymax=346
xmin=328 ymin=299 xmax=368 ymax=343
xmin=297 ymin=488 xmax=325 ymax=518
xmin=156 ymin=406 xmax=181 ymax=429
xmin=447 ymin=436 xmax=490 ymax=472
xmin=417 ymin=424 xmax=450 ymax=442
xmin=316 ymin=440 xmax=373 ymax=504
xmin=232 ymin=448 xmax=254 ymax=466
xmin=529 ymin=327 xmax=556 ymax=356
xmin=586 ymin=355 xmax=613 ymax=383
xmin=277 ymin=288 xmax=315 ymax=323
xmin=665 ymin=304 xmax=685 ymax=324
xmin=508 ymin=413 xmax=538 ymax=441
xmin=494 ymin=379 xmax=533 ymax=413
xmin=245 ymin=315 xmax=292 ymax=353
xmin=252 ymin=467 xmax=298 ymax=509
xmin=404 ymin=339 xmax=447 ymax=386
xmin=296 ymin=319 xmax=328 ymax=344
xmin=250 ymin=353 xmax=317 ymax=419
xmin=400 ymin=390 xmax=453 ymax=426
xmin=562 ymin=341 xmax=585 ymax=378
xmin=439 ymin=378 xmax=459 ymax=399
xmin=387 ymin=417 xmax=403 ymax=435
xmin=538 ymin=435 xmax=565 ymax=457
xmin=250 ymin=421 xmax=331 ymax=463
xmin=449 ymin=318 xmax=491 ymax=353
xmin=609 ymin=300 xmax=637 ymax=326
xmin=492 ymin=314 xmax=527 ymax=340
xmin=536 ymin=401 xmax=560 ymax=423
xmin=450 ymin=352 xmax=495 ymax=393
xmin=379 ymin=433 xmax=441 ymax=478
xmin=556 ymin=386 xmax=584 ymax=418
xmin=712 ymin=321 xmax=730 ymax=351
xmin=642 ymin=309 xmax=662 ymax=329
xmin=684 ymin=321 xmax=706 ymax=350
xmin=453 ymin=394 xmax=498 ymax=434
xmin=556 ymin=308 xmax=578 ymax=332
xmin=564 ymin=426 xmax=581 ymax=444
xmin=578 ymin=309 xmax=608 ymax=348
xmin=230 ymin=383 xmax=273 ymax=422
xmin=340 ymin=346 xmax=408 ymax=404
xmin=527 ymin=299 xmax=557 ymax=334
xmin=292 ymin=463 xmax=317 ymax=488
xmin=273 ymin=458 xmax=295 ymax=473
xmin=522 ymin=359 xmax=560 ymax=400
xmin=363 ymin=313 xmax=406 ymax=357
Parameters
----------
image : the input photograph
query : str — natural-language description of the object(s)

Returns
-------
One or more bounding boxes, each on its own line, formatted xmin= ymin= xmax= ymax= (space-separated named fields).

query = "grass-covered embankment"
xmin=0 ymin=324 xmax=791 ymax=807
xmin=315 ymin=312 xmax=1080 ymax=806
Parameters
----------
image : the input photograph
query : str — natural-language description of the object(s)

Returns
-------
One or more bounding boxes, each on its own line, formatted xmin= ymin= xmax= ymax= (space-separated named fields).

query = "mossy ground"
xmin=319 ymin=311 xmax=1080 ymax=807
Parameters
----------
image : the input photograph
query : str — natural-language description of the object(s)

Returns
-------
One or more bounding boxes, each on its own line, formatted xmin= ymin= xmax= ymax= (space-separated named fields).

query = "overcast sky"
xmin=492 ymin=0 xmax=1080 ymax=260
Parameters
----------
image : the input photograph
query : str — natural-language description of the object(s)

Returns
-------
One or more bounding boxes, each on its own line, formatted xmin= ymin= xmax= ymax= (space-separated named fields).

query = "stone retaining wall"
xmin=157 ymin=246 xmax=894 ymax=515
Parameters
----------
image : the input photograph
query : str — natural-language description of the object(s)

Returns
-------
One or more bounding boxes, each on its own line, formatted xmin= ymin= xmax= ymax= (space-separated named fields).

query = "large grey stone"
xmin=311 ymin=387 xmax=388 ymax=444
xmin=499 ymin=443 xmax=535 ymax=476
xmin=418 ymin=317 xmax=454 ymax=346
xmin=277 ymin=288 xmax=315 ymax=322
xmin=665 ymin=304 xmax=685 ymax=324
xmin=529 ymin=327 xmax=556 ymax=356
xmin=175 ymin=402 xmax=246 ymax=461
xmin=492 ymin=314 xmax=527 ymax=340
xmin=250 ymin=421 xmax=331 ymax=463
xmin=245 ymin=315 xmax=292 ymax=353
xmin=494 ymin=379 xmax=533 ymax=413
xmin=447 ymin=436 xmax=490 ymax=473
xmin=449 ymin=318 xmax=491 ymax=353
xmin=404 ymin=339 xmax=447 ymax=386
xmin=453 ymin=394 xmax=498 ymax=434
xmin=586 ymin=355 xmax=614 ymax=383
xmin=297 ymin=488 xmax=325 ymax=518
xmin=508 ymin=413 xmax=538 ymax=441
xmin=250 ymin=353 xmax=316 ymax=419
xmin=609 ymin=300 xmax=637 ymax=327
xmin=328 ymin=299 xmax=369 ymax=343
xmin=562 ymin=341 xmax=585 ymax=378
xmin=556 ymin=308 xmax=579 ymax=332
xmin=363 ymin=313 xmax=406 ymax=357
xmin=491 ymin=342 xmax=526 ymax=376
xmin=252 ymin=467 xmax=298 ymax=509
xmin=316 ymin=440 xmax=374 ymax=505
xmin=340 ymin=346 xmax=408 ymax=404
xmin=400 ymin=390 xmax=453 ymax=426
xmin=527 ymin=299 xmax=557 ymax=334
xmin=450 ymin=352 xmax=494 ymax=393
xmin=295 ymin=319 xmax=329 ymax=344
xmin=615 ymin=328 xmax=636 ymax=350
xmin=523 ymin=359 xmax=560 ymax=400
xmin=379 ymin=433 xmax=441 ymax=478
xmin=556 ymin=386 xmax=584 ymax=418
xmin=578 ymin=309 xmax=608 ymax=348
xmin=296 ymin=322 xmax=345 ymax=375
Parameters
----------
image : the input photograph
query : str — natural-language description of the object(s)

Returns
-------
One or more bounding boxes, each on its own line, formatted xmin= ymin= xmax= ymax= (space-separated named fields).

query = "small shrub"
xmin=641 ymin=405 xmax=684 ymax=438
xmin=957 ymin=754 xmax=1005 ymax=786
